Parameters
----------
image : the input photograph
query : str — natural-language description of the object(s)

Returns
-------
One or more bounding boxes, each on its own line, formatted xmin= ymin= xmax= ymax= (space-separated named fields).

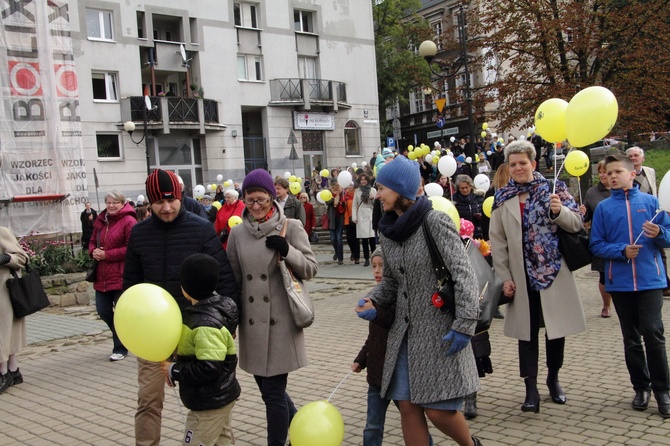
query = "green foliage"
xmin=19 ymin=237 xmax=90 ymax=276
xmin=643 ymin=149 xmax=670 ymax=188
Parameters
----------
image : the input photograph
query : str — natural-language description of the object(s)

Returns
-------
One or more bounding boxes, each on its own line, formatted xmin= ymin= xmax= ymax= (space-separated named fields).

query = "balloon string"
xmin=577 ymin=177 xmax=583 ymax=206
xmin=328 ymin=371 xmax=353 ymax=403
xmin=627 ymin=210 xmax=663 ymax=264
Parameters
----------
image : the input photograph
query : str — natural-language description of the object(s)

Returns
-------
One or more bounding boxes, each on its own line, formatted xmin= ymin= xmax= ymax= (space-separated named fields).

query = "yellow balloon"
xmin=427 ymin=196 xmax=460 ymax=232
xmin=320 ymin=190 xmax=333 ymax=202
xmin=482 ymin=196 xmax=494 ymax=218
xmin=534 ymin=98 xmax=568 ymax=143
xmin=432 ymin=156 xmax=440 ymax=164
xmin=565 ymin=86 xmax=618 ymax=148
xmin=114 ymin=284 xmax=182 ymax=362
xmin=289 ymin=400 xmax=344 ymax=446
xmin=212 ymin=201 xmax=222 ymax=210
xmin=482 ymin=122 xmax=488 ymax=130
xmin=228 ymin=215 xmax=243 ymax=227
xmin=408 ymin=145 xmax=414 ymax=151
xmin=223 ymin=180 xmax=232 ymax=187
xmin=289 ymin=175 xmax=297 ymax=183
xmin=289 ymin=182 xmax=302 ymax=195
xmin=320 ymin=169 xmax=330 ymax=178
xmin=481 ymin=131 xmax=487 ymax=138
xmin=408 ymin=151 xmax=417 ymax=160
xmin=564 ymin=150 xmax=590 ymax=177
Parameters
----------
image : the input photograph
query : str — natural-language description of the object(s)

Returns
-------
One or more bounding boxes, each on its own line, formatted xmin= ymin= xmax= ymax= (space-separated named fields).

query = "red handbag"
xmin=321 ymin=213 xmax=330 ymax=230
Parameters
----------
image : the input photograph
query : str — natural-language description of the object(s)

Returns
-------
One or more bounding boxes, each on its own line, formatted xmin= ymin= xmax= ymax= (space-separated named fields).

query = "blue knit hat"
xmin=376 ymin=156 xmax=420 ymax=200
xmin=382 ymin=148 xmax=394 ymax=159
xmin=242 ymin=169 xmax=277 ymax=198
xmin=456 ymin=155 xmax=466 ymax=163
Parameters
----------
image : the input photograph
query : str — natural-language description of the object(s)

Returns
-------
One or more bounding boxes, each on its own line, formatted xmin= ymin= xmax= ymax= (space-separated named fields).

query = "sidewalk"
xmin=1 ymin=253 xmax=669 ymax=445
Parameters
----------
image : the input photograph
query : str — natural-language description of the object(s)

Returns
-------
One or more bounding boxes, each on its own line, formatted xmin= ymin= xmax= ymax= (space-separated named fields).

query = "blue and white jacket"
xmin=590 ymin=185 xmax=670 ymax=292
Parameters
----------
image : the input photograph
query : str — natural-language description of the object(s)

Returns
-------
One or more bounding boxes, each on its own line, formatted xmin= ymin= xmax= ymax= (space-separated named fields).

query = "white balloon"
xmin=519 ymin=135 xmax=527 ymax=141
xmin=316 ymin=190 xmax=326 ymax=204
xmin=474 ymin=174 xmax=491 ymax=191
xmin=425 ymin=154 xmax=433 ymax=163
xmin=447 ymin=151 xmax=454 ymax=157
xmin=424 ymin=183 xmax=443 ymax=197
xmin=434 ymin=141 xmax=440 ymax=147
xmin=361 ymin=161 xmax=368 ymax=167
xmin=137 ymin=194 xmax=145 ymax=203
xmin=207 ymin=184 xmax=215 ymax=192
xmin=284 ymin=171 xmax=291 ymax=179
xmin=465 ymin=157 xmax=473 ymax=163
xmin=658 ymin=170 xmax=670 ymax=212
xmin=491 ymin=132 xmax=497 ymax=138
xmin=337 ymin=171 xmax=353 ymax=187
xmin=193 ymin=185 xmax=206 ymax=199
xmin=351 ymin=162 xmax=358 ymax=168
xmin=450 ymin=136 xmax=456 ymax=143
xmin=438 ymin=156 xmax=457 ymax=177
xmin=227 ymin=179 xmax=234 ymax=189
xmin=486 ymin=151 xmax=492 ymax=156
xmin=216 ymin=174 xmax=223 ymax=182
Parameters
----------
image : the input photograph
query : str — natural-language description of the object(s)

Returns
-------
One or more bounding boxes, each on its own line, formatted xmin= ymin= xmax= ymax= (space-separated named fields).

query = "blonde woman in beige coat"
xmin=0 ymin=227 xmax=29 ymax=394
xmin=226 ymin=169 xmax=318 ymax=446
xmin=489 ymin=141 xmax=586 ymax=414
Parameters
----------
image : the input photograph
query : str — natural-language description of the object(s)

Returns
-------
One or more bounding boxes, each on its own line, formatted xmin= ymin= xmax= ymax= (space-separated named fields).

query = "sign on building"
xmin=293 ymin=111 xmax=335 ymax=131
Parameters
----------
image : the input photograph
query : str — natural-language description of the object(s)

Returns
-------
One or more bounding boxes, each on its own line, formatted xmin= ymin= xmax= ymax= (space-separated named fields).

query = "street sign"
xmin=443 ymin=127 xmax=459 ymax=135
xmin=436 ymin=117 xmax=445 ymax=128
xmin=386 ymin=137 xmax=395 ymax=147
xmin=287 ymin=130 xmax=298 ymax=144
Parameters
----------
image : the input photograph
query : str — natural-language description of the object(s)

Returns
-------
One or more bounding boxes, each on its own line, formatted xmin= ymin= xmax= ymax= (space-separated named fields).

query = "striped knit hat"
xmin=145 ymin=169 xmax=182 ymax=203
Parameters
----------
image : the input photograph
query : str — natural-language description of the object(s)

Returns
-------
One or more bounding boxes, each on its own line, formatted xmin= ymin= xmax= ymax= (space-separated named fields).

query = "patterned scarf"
xmin=359 ymin=184 xmax=371 ymax=204
xmin=493 ymin=171 xmax=577 ymax=290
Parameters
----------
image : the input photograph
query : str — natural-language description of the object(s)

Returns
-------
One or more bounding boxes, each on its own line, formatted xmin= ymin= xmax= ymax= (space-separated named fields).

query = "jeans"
xmin=329 ymin=217 xmax=344 ymax=262
xmin=363 ymin=385 xmax=392 ymax=446
xmin=254 ymin=374 xmax=297 ymax=446
xmin=95 ymin=290 xmax=127 ymax=354
xmin=518 ymin=283 xmax=564 ymax=377
xmin=611 ymin=289 xmax=670 ymax=392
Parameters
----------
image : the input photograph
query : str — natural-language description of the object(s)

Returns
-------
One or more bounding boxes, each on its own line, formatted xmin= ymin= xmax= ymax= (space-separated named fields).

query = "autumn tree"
xmin=468 ymin=0 xmax=670 ymax=141
xmin=374 ymin=0 xmax=433 ymax=136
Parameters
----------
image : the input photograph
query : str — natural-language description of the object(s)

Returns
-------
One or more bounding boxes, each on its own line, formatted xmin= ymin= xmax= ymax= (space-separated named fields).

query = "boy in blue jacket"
xmin=590 ymin=153 xmax=670 ymax=418
xmin=161 ymin=253 xmax=240 ymax=445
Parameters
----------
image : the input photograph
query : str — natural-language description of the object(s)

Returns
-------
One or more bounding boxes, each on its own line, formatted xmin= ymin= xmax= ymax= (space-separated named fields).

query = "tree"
xmin=469 ymin=0 xmax=670 ymax=141
xmin=373 ymin=0 xmax=433 ymax=137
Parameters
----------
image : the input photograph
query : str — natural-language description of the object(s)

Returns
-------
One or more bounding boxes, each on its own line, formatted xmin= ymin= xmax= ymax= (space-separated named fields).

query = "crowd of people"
xmin=2 ymin=137 xmax=669 ymax=446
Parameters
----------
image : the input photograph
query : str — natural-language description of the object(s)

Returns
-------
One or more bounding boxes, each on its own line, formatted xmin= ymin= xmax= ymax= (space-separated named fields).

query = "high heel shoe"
xmin=547 ymin=370 xmax=567 ymax=404
xmin=521 ymin=377 xmax=540 ymax=413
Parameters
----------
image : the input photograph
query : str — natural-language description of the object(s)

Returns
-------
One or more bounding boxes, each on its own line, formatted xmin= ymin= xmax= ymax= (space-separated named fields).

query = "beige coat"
xmin=227 ymin=204 xmax=318 ymax=377
xmin=489 ymin=197 xmax=587 ymax=341
xmin=352 ymin=187 xmax=376 ymax=239
xmin=0 ymin=227 xmax=29 ymax=362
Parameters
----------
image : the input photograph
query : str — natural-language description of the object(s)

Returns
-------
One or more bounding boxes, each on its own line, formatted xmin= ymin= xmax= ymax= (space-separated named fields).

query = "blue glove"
xmin=356 ymin=298 xmax=377 ymax=321
xmin=443 ymin=330 xmax=471 ymax=356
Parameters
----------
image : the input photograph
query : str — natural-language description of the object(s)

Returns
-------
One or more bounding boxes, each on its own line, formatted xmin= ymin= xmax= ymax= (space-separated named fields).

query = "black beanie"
xmin=180 ymin=254 xmax=219 ymax=300
xmin=146 ymin=169 xmax=182 ymax=203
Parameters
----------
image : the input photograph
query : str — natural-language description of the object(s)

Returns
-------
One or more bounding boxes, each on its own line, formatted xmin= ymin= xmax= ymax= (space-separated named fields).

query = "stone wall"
xmin=41 ymin=272 xmax=93 ymax=307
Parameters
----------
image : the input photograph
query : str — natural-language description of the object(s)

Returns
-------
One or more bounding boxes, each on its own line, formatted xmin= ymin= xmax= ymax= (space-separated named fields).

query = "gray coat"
xmin=227 ymin=204 xmax=318 ymax=377
xmin=352 ymin=188 xmax=376 ymax=239
xmin=0 ymin=227 xmax=29 ymax=362
xmin=489 ymin=196 xmax=587 ymax=341
xmin=369 ymin=210 xmax=480 ymax=404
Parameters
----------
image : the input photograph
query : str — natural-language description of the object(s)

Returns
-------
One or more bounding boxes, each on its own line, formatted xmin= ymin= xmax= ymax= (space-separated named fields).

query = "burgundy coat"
xmin=89 ymin=203 xmax=137 ymax=292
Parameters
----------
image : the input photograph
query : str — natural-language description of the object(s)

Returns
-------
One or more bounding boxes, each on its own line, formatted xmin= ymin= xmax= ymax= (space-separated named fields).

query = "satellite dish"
xmin=144 ymin=95 xmax=152 ymax=111
xmin=180 ymin=44 xmax=187 ymax=63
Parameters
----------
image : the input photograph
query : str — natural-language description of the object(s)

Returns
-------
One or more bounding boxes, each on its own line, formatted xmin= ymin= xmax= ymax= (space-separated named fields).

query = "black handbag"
xmin=557 ymin=226 xmax=592 ymax=271
xmin=85 ymin=260 xmax=98 ymax=283
xmin=6 ymin=261 xmax=50 ymax=318
xmin=423 ymin=218 xmax=504 ymax=333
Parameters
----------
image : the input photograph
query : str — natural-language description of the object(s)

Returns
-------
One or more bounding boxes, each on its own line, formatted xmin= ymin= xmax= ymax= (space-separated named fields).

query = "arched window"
xmin=344 ymin=120 xmax=360 ymax=156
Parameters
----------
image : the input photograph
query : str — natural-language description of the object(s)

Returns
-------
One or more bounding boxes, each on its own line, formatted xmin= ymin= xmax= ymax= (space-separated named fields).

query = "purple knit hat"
xmin=242 ymin=169 xmax=277 ymax=198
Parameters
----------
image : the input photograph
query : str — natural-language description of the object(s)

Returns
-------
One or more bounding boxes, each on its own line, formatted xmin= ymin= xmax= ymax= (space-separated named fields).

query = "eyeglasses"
xmin=244 ymin=198 xmax=271 ymax=206
xmin=105 ymin=201 xmax=122 ymax=206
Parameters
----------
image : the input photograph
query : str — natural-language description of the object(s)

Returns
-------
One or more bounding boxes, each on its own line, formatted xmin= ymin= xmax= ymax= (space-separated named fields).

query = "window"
xmin=432 ymin=21 xmax=443 ymax=50
xmin=234 ymin=3 xmax=259 ymax=29
xmin=410 ymin=89 xmax=425 ymax=114
xmin=294 ymin=10 xmax=314 ymax=33
xmin=344 ymin=120 xmax=361 ymax=156
xmin=237 ymin=55 xmax=263 ymax=81
xmin=96 ymin=134 xmax=121 ymax=158
xmin=86 ymin=9 xmax=113 ymax=41
xmin=298 ymin=57 xmax=318 ymax=79
xmin=91 ymin=72 xmax=118 ymax=101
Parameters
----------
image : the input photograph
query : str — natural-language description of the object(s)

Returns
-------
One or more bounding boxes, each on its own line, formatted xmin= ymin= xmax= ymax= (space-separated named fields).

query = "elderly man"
xmin=627 ymin=147 xmax=658 ymax=196
xmin=124 ymin=169 xmax=239 ymax=446
xmin=274 ymin=177 xmax=306 ymax=226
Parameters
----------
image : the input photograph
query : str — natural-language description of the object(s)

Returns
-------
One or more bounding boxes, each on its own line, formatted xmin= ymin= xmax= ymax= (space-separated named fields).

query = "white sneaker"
xmin=109 ymin=353 xmax=126 ymax=362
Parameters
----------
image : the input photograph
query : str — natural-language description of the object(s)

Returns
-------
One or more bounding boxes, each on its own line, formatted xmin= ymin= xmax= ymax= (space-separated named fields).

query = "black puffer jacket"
xmin=123 ymin=209 xmax=239 ymax=310
xmin=171 ymin=295 xmax=241 ymax=411
xmin=353 ymin=304 xmax=395 ymax=387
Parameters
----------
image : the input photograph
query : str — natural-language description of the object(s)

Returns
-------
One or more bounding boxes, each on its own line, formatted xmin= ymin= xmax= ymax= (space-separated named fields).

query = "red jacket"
xmin=214 ymin=199 xmax=246 ymax=249
xmin=89 ymin=203 xmax=137 ymax=292
xmin=303 ymin=201 xmax=316 ymax=236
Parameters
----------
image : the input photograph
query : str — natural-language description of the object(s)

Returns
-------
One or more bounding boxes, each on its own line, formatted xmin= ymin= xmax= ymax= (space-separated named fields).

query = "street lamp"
xmin=418 ymin=4 xmax=476 ymax=162
xmin=124 ymin=95 xmax=155 ymax=175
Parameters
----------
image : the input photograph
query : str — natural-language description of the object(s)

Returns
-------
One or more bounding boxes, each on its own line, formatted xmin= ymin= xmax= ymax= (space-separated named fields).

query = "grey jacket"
xmin=281 ymin=194 xmax=306 ymax=226
xmin=368 ymin=210 xmax=480 ymax=404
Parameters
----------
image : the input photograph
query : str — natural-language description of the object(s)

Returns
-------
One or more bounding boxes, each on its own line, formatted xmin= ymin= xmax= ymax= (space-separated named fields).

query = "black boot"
xmin=521 ymin=377 xmax=540 ymax=413
xmin=0 ymin=371 xmax=14 ymax=395
xmin=547 ymin=369 xmax=567 ymax=404
xmin=654 ymin=391 xmax=670 ymax=418
xmin=632 ymin=389 xmax=651 ymax=410
xmin=464 ymin=392 xmax=478 ymax=419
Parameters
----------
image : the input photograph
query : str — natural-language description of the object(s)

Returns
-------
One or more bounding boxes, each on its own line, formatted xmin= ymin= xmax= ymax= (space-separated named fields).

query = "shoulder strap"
xmin=422 ymin=215 xmax=451 ymax=282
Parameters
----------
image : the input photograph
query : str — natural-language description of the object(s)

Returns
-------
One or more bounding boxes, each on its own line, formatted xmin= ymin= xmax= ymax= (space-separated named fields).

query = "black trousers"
xmin=360 ymin=237 xmax=376 ymax=260
xmin=345 ymin=223 xmax=360 ymax=260
xmin=254 ymin=374 xmax=297 ymax=446
xmin=518 ymin=283 xmax=565 ymax=378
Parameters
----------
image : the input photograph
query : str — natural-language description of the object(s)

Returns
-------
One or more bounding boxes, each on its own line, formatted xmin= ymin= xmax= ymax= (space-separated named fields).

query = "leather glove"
xmin=266 ymin=235 xmax=289 ymax=257
xmin=443 ymin=330 xmax=471 ymax=356
xmin=0 ymin=253 xmax=10 ymax=265
xmin=356 ymin=298 xmax=377 ymax=321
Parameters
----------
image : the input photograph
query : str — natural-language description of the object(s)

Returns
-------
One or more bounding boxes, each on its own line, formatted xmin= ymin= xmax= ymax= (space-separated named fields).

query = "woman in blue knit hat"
xmin=356 ymin=156 xmax=484 ymax=446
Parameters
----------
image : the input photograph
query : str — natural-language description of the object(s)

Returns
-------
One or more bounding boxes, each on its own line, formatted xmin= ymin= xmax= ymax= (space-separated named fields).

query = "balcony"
xmin=121 ymin=96 xmax=225 ymax=134
xmin=269 ymin=78 xmax=350 ymax=111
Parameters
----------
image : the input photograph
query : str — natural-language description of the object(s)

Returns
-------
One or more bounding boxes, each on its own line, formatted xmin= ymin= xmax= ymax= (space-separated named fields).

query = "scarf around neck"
xmin=379 ymin=195 xmax=432 ymax=242
xmin=493 ymin=170 xmax=571 ymax=290
xmin=359 ymin=184 xmax=371 ymax=204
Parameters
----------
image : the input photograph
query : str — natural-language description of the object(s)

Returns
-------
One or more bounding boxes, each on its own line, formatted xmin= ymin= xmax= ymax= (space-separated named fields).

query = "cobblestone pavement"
xmin=1 ymin=246 xmax=669 ymax=445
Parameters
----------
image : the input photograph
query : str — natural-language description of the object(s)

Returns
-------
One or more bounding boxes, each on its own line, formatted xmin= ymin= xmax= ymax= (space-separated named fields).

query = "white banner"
xmin=293 ymin=111 xmax=335 ymax=131
xmin=0 ymin=1 xmax=86 ymax=237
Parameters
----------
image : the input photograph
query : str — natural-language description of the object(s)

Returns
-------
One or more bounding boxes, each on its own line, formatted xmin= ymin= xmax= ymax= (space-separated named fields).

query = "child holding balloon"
xmin=161 ymin=253 xmax=241 ymax=445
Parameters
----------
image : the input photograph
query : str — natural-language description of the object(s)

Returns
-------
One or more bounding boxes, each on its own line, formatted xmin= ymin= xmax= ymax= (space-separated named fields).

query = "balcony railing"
xmin=269 ymin=78 xmax=350 ymax=110
xmin=125 ymin=96 xmax=222 ymax=133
